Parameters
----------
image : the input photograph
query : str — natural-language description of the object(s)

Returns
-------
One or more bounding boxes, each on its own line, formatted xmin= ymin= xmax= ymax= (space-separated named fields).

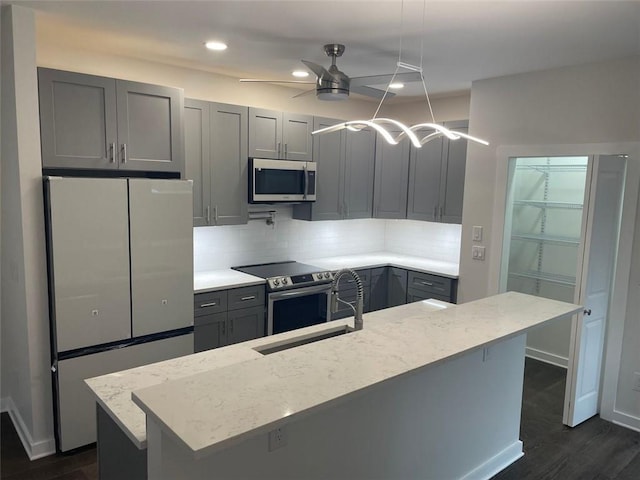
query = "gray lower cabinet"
xmin=248 ymin=107 xmax=313 ymax=161
xmin=373 ymin=132 xmax=410 ymax=219
xmin=387 ymin=267 xmax=408 ymax=307
xmin=185 ymin=99 xmax=248 ymax=226
xmin=293 ymin=118 xmax=376 ymax=221
xmin=406 ymin=270 xmax=457 ymax=303
xmin=331 ymin=269 xmax=371 ymax=320
xmin=369 ymin=267 xmax=388 ymax=312
xmin=407 ymin=120 xmax=468 ymax=224
xmin=194 ymin=285 xmax=265 ymax=352
xmin=38 ymin=68 xmax=183 ymax=174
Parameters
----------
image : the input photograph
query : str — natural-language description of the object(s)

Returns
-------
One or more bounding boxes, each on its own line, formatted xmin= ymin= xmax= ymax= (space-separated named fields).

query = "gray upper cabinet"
xmin=292 ymin=117 xmax=345 ymax=221
xmin=407 ymin=120 xmax=468 ymax=224
xmin=248 ymin=107 xmax=312 ymax=161
xmin=440 ymin=121 xmax=468 ymax=224
xmin=344 ymin=127 xmax=376 ymax=219
xmin=293 ymin=118 xmax=375 ymax=221
xmin=373 ymin=131 xmax=410 ymax=219
xmin=38 ymin=68 xmax=184 ymax=174
xmin=115 ymin=80 xmax=184 ymax=173
xmin=185 ymin=99 xmax=248 ymax=226
xmin=184 ymin=99 xmax=210 ymax=226
xmin=39 ymin=69 xmax=118 ymax=170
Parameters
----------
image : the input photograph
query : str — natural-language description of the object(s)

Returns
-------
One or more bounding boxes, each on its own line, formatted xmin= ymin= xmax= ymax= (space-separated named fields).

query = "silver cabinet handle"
xmin=420 ymin=281 xmax=434 ymax=286
xmin=284 ymin=143 xmax=288 ymax=158
xmin=241 ymin=295 xmax=256 ymax=301
xmin=214 ymin=206 xmax=219 ymax=224
xmin=221 ymin=322 xmax=226 ymax=335
xmin=206 ymin=206 xmax=211 ymax=224
xmin=229 ymin=319 xmax=234 ymax=334
xmin=277 ymin=142 xmax=281 ymax=158
xmin=109 ymin=142 xmax=116 ymax=163
xmin=434 ymin=205 xmax=438 ymax=219
xmin=438 ymin=206 xmax=443 ymax=220
xmin=303 ymin=165 xmax=309 ymax=199
xmin=199 ymin=302 xmax=217 ymax=308
xmin=121 ymin=144 xmax=127 ymax=163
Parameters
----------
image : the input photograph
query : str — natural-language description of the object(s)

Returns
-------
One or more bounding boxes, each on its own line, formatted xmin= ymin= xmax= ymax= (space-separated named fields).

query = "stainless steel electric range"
xmin=232 ymin=261 xmax=335 ymax=335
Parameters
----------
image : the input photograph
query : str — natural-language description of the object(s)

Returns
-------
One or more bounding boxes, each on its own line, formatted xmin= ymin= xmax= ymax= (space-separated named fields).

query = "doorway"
xmin=499 ymin=154 xmax=627 ymax=427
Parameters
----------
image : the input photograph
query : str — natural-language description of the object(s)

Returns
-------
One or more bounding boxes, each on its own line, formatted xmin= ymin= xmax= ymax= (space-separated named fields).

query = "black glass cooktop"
xmin=232 ymin=261 xmax=325 ymax=279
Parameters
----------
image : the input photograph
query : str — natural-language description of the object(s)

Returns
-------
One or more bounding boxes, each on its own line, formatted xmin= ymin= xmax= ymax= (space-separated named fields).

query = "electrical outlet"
xmin=268 ymin=426 xmax=288 ymax=451
xmin=633 ymin=372 xmax=640 ymax=392
xmin=472 ymin=245 xmax=486 ymax=261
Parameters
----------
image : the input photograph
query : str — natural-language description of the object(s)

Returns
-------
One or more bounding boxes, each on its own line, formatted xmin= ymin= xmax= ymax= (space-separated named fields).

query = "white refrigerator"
xmin=45 ymin=177 xmax=194 ymax=452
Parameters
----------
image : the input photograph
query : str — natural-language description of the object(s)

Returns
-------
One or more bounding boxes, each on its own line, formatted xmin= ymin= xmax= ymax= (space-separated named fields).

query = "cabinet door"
xmin=407 ymin=137 xmax=443 ymax=221
xmin=292 ymin=117 xmax=345 ymax=221
xmin=282 ymin=112 xmax=313 ymax=161
xmin=116 ymin=80 xmax=184 ymax=173
xmin=210 ymin=103 xmax=249 ymax=225
xmin=344 ymin=128 xmax=376 ymax=219
xmin=373 ymin=132 xmax=410 ymax=219
xmin=129 ymin=179 xmax=194 ymax=337
xmin=39 ymin=68 xmax=118 ymax=170
xmin=249 ymin=107 xmax=281 ymax=159
xmin=47 ymin=177 xmax=131 ymax=352
xmin=388 ymin=267 xmax=408 ymax=307
xmin=369 ymin=267 xmax=388 ymax=312
xmin=440 ymin=121 xmax=468 ymax=224
xmin=184 ymin=99 xmax=211 ymax=226
xmin=194 ymin=312 xmax=226 ymax=352
xmin=227 ymin=306 xmax=265 ymax=345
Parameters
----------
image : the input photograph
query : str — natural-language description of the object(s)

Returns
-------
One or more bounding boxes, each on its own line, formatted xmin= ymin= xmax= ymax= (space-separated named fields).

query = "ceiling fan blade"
xmin=350 ymin=85 xmax=396 ymax=99
xmin=292 ymin=88 xmax=316 ymax=99
xmin=301 ymin=60 xmax=333 ymax=80
xmin=350 ymin=71 xmax=423 ymax=88
xmin=240 ymin=79 xmax=315 ymax=84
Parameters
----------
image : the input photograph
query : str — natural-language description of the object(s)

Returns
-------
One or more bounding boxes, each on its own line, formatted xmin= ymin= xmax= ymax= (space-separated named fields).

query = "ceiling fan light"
xmin=389 ymin=82 xmax=404 ymax=89
xmin=317 ymin=88 xmax=349 ymax=101
xmin=292 ymin=70 xmax=309 ymax=78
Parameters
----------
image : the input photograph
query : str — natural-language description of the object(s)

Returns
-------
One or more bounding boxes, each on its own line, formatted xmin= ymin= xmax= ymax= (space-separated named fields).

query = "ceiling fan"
xmin=240 ymin=43 xmax=422 ymax=101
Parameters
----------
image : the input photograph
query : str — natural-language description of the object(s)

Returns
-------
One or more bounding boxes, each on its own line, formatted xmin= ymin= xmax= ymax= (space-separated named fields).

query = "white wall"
xmin=460 ymin=56 xmax=640 ymax=427
xmin=194 ymin=208 xmax=461 ymax=272
xmin=0 ymin=4 xmax=55 ymax=459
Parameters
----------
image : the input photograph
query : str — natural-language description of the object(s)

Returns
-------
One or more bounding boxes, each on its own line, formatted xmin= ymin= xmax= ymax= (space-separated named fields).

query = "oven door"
xmin=267 ymin=283 xmax=331 ymax=335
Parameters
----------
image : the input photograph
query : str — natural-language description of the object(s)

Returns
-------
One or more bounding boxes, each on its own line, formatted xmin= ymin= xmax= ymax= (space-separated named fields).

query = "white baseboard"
xmin=525 ymin=346 xmax=568 ymax=369
xmin=610 ymin=409 xmax=640 ymax=433
xmin=460 ymin=440 xmax=524 ymax=480
xmin=1 ymin=397 xmax=56 ymax=460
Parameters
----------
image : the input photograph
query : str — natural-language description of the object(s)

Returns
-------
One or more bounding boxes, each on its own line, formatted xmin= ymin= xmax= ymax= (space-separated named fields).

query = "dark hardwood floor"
xmin=1 ymin=358 xmax=639 ymax=479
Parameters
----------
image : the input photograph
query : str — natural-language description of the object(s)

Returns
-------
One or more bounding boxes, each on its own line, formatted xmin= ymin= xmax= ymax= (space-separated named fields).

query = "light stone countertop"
xmin=130 ymin=292 xmax=580 ymax=459
xmin=194 ymin=269 xmax=265 ymax=293
xmin=303 ymin=252 xmax=459 ymax=278
xmin=193 ymin=252 xmax=459 ymax=294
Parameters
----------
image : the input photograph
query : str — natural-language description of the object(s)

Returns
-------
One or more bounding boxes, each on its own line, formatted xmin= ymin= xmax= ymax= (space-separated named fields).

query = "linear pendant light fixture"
xmin=311 ymin=1 xmax=489 ymax=148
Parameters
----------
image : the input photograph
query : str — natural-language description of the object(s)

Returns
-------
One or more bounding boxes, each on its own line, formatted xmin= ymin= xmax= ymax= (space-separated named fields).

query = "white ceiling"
xmin=10 ymin=0 xmax=640 ymax=99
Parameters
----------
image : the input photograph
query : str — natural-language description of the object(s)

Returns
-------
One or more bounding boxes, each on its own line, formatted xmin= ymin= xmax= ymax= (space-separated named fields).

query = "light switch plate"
xmin=472 ymin=246 xmax=486 ymax=261
xmin=472 ymin=226 xmax=483 ymax=242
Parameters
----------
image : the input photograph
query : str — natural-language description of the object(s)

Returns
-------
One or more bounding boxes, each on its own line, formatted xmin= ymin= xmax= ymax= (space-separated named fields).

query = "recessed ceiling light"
xmin=292 ymin=70 xmax=309 ymax=78
xmin=389 ymin=82 xmax=404 ymax=89
xmin=205 ymin=41 xmax=227 ymax=51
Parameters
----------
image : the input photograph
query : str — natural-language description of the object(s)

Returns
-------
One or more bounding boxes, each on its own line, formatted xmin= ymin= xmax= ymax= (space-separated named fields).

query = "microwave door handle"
xmin=303 ymin=164 xmax=309 ymax=199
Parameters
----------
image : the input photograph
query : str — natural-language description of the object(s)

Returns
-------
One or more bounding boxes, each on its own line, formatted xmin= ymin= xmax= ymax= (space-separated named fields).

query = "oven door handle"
xmin=269 ymin=283 xmax=331 ymax=300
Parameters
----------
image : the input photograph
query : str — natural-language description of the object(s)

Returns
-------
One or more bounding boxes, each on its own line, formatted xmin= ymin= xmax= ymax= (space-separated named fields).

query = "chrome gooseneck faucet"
xmin=330 ymin=269 xmax=364 ymax=331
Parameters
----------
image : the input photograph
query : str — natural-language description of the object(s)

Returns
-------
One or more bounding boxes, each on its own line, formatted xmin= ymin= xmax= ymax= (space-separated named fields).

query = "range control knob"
xmin=273 ymin=279 xmax=281 ymax=286
xmin=282 ymin=277 xmax=289 ymax=285
xmin=324 ymin=272 xmax=331 ymax=279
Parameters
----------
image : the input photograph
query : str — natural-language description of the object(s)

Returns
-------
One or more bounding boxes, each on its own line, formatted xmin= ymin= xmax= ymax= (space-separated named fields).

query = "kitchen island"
xmin=88 ymin=292 xmax=580 ymax=479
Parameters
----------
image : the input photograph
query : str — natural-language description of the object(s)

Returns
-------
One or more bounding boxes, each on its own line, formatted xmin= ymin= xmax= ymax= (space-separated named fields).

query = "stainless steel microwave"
xmin=249 ymin=158 xmax=317 ymax=203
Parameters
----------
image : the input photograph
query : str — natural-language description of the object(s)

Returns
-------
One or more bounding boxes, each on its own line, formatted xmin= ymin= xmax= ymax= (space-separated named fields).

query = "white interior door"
xmin=563 ymin=155 xmax=626 ymax=427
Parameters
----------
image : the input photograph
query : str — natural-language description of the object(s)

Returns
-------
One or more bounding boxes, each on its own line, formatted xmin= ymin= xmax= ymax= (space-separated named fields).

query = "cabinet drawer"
xmin=407 ymin=271 xmax=452 ymax=298
xmin=335 ymin=268 xmax=371 ymax=289
xmin=407 ymin=290 xmax=451 ymax=304
xmin=194 ymin=291 xmax=228 ymax=317
xmin=227 ymin=285 xmax=265 ymax=311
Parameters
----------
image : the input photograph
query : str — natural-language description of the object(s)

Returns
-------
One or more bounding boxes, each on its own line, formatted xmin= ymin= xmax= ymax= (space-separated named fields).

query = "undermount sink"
xmin=254 ymin=325 xmax=354 ymax=356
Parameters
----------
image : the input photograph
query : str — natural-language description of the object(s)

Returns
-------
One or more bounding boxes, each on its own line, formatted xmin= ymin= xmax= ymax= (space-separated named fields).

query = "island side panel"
xmin=146 ymin=335 xmax=527 ymax=480
xmin=97 ymin=404 xmax=146 ymax=480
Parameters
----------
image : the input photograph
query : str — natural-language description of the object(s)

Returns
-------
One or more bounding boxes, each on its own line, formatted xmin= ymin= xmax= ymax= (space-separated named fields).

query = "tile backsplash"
xmin=194 ymin=207 xmax=461 ymax=272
